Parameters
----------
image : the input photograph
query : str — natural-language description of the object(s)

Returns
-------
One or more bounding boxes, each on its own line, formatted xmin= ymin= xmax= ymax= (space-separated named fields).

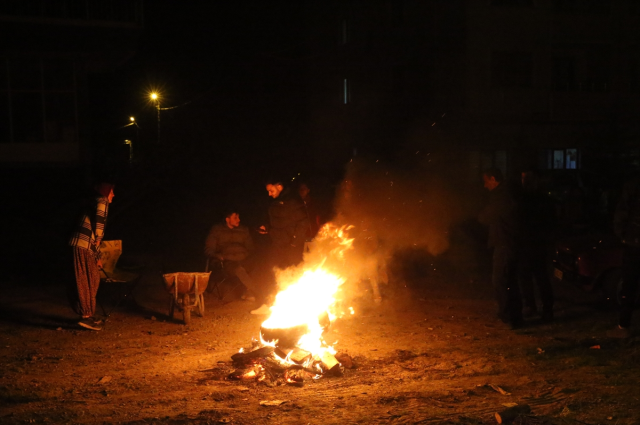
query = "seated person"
xmin=204 ymin=209 xmax=261 ymax=302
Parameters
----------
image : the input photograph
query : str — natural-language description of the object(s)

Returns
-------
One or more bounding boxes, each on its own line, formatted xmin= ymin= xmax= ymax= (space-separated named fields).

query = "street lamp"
xmin=124 ymin=139 xmax=133 ymax=164
xmin=149 ymin=92 xmax=160 ymax=143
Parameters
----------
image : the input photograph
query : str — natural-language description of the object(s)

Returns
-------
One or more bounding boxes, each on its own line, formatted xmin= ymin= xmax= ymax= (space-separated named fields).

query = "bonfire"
xmin=229 ymin=224 xmax=356 ymax=386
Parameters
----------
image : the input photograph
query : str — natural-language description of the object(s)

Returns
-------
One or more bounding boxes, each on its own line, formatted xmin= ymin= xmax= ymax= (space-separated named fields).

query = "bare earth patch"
xmin=0 ymin=269 xmax=639 ymax=424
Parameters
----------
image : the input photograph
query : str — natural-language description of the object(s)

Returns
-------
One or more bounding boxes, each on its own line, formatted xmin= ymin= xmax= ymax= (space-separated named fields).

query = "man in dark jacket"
xmin=205 ymin=209 xmax=261 ymax=302
xmin=518 ymin=168 xmax=555 ymax=321
xmin=252 ymin=180 xmax=310 ymax=315
xmin=259 ymin=180 xmax=310 ymax=268
xmin=478 ymin=168 xmax=524 ymax=329
xmin=610 ymin=177 xmax=640 ymax=338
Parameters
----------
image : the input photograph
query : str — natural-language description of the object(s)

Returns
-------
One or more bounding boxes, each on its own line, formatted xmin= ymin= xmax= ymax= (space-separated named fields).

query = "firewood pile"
xmin=228 ymin=344 xmax=354 ymax=387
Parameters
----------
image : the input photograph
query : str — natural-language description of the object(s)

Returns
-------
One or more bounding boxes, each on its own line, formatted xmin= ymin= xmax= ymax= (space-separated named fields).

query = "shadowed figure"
xmin=478 ymin=168 xmax=523 ymax=329
xmin=518 ymin=168 xmax=555 ymax=321
xmin=610 ymin=176 xmax=640 ymax=338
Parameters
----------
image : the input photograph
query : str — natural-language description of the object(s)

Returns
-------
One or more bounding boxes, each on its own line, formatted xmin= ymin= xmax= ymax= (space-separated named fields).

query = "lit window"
xmin=565 ymin=148 xmax=578 ymax=169
xmin=546 ymin=149 xmax=579 ymax=169
xmin=553 ymin=150 xmax=564 ymax=169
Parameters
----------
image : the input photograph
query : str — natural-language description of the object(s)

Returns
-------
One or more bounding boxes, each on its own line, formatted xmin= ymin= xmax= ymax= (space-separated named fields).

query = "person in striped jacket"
xmin=68 ymin=182 xmax=115 ymax=331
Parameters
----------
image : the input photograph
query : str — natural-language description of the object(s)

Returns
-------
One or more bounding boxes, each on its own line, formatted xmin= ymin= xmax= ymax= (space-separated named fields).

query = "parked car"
xmin=552 ymin=231 xmax=624 ymax=302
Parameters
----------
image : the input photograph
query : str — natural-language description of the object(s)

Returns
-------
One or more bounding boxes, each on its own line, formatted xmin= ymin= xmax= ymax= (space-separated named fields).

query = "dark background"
xmin=2 ymin=0 xmax=639 ymax=278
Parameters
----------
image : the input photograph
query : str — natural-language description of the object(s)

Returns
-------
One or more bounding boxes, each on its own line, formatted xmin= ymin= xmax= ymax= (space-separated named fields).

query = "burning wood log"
xmin=231 ymin=346 xmax=274 ymax=365
xmin=228 ymin=365 xmax=265 ymax=381
xmin=289 ymin=348 xmax=312 ymax=365
xmin=283 ymin=367 xmax=307 ymax=387
xmin=335 ymin=352 xmax=353 ymax=369
xmin=320 ymin=352 xmax=342 ymax=375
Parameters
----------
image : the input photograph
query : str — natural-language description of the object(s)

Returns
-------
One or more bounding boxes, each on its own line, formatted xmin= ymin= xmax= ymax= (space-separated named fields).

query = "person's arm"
xmin=93 ymin=198 xmax=109 ymax=264
xmin=291 ymin=200 xmax=310 ymax=245
xmin=244 ymin=227 xmax=255 ymax=253
xmin=204 ymin=226 xmax=220 ymax=259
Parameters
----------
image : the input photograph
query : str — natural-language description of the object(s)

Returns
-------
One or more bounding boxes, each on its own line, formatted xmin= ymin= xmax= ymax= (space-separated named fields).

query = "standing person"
xmin=204 ymin=209 xmax=261 ymax=303
xmin=518 ymin=168 xmax=555 ymax=322
xmin=254 ymin=179 xmax=309 ymax=314
xmin=478 ymin=168 xmax=524 ymax=329
xmin=68 ymin=182 xmax=115 ymax=331
xmin=610 ymin=177 xmax=640 ymax=338
xmin=298 ymin=181 xmax=321 ymax=240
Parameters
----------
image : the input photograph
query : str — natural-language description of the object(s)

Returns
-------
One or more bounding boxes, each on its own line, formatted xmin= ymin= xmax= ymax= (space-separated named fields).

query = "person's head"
xmin=298 ymin=182 xmax=310 ymax=200
xmin=521 ymin=167 xmax=540 ymax=190
xmin=482 ymin=168 xmax=503 ymax=191
xmin=94 ymin=182 xmax=115 ymax=203
xmin=266 ymin=180 xmax=284 ymax=199
xmin=224 ymin=209 xmax=241 ymax=228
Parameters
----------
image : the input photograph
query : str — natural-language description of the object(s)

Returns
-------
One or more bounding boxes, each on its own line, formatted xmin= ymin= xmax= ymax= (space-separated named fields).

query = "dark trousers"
xmin=492 ymin=246 xmax=522 ymax=324
xmin=272 ymin=244 xmax=304 ymax=270
xmin=69 ymin=247 xmax=100 ymax=318
xmin=518 ymin=243 xmax=554 ymax=313
xmin=620 ymin=245 xmax=640 ymax=328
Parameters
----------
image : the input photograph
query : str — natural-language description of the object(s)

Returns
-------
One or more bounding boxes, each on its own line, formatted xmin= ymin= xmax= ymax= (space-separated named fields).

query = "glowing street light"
xmin=149 ymin=92 xmax=161 ymax=143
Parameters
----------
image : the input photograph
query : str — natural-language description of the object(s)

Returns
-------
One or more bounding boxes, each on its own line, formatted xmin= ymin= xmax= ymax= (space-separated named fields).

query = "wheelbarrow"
xmin=163 ymin=272 xmax=210 ymax=325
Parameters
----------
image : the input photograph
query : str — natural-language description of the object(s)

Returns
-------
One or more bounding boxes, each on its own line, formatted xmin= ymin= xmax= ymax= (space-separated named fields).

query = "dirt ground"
xmin=1 ymin=260 xmax=639 ymax=425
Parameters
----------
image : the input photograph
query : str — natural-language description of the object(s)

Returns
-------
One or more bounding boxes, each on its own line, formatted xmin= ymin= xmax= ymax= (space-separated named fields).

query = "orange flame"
xmin=260 ymin=223 xmax=355 ymax=358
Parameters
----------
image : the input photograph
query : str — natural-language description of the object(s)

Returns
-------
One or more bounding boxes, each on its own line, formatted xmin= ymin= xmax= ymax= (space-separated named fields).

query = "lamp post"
xmin=120 ymin=116 xmax=139 ymax=166
xmin=150 ymin=92 xmax=160 ymax=143
xmin=129 ymin=116 xmax=140 ymax=145
xmin=124 ymin=139 xmax=133 ymax=164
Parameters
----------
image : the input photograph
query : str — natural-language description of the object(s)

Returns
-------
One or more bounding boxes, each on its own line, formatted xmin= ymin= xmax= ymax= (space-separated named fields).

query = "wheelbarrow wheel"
xmin=198 ymin=293 xmax=205 ymax=317
xmin=183 ymin=293 xmax=191 ymax=325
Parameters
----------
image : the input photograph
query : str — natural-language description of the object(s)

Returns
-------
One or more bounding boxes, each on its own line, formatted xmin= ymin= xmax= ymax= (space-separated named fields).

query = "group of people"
xmin=204 ymin=179 xmax=319 ymax=314
xmin=480 ymin=166 xmax=640 ymax=336
xmin=479 ymin=167 xmax=557 ymax=329
xmin=66 ymin=170 xmax=640 ymax=337
xmin=66 ymin=178 xmax=318 ymax=331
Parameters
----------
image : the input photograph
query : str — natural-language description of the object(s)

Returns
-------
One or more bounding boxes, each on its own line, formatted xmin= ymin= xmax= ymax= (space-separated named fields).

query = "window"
xmin=553 ymin=0 xmax=611 ymax=15
xmin=553 ymin=150 xmax=564 ymax=169
xmin=491 ymin=51 xmax=533 ymax=88
xmin=0 ymin=57 xmax=77 ymax=144
xmin=546 ymin=149 xmax=580 ymax=169
xmin=552 ymin=56 xmax=576 ymax=91
xmin=565 ymin=148 xmax=578 ymax=169
xmin=552 ymin=47 xmax=610 ymax=92
xmin=492 ymin=0 xmax=533 ymax=6
xmin=0 ymin=0 xmax=142 ymax=23
xmin=583 ymin=46 xmax=610 ymax=92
